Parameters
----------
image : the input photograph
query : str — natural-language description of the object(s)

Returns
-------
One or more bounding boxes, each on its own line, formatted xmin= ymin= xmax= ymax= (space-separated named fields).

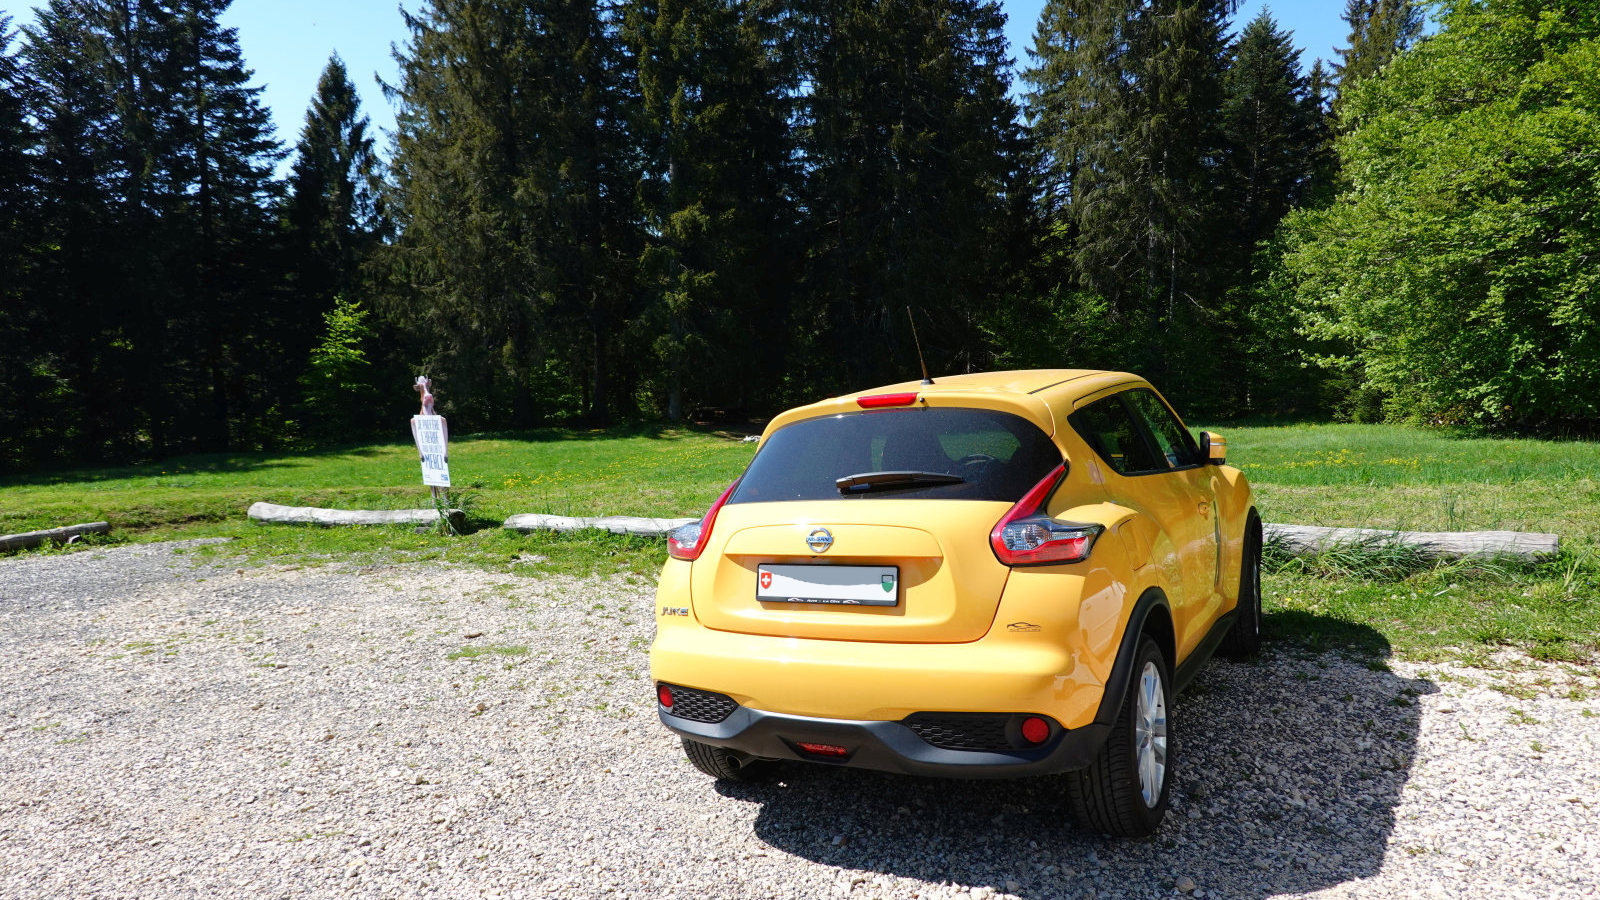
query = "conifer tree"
xmin=22 ymin=0 xmax=138 ymax=457
xmin=384 ymin=0 xmax=643 ymax=425
xmin=22 ymin=0 xmax=282 ymax=454
xmin=0 ymin=16 xmax=51 ymax=465
xmin=797 ymin=0 xmax=1020 ymax=392
xmin=625 ymin=0 xmax=799 ymax=418
xmin=1023 ymin=0 xmax=1232 ymax=398
xmin=287 ymin=54 xmax=384 ymax=305
xmin=1220 ymin=12 xmax=1322 ymax=257
xmin=1331 ymin=0 xmax=1423 ymax=115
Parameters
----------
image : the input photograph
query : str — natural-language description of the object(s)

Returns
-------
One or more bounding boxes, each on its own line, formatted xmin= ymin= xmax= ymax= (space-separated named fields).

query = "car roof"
xmin=764 ymin=369 xmax=1149 ymax=440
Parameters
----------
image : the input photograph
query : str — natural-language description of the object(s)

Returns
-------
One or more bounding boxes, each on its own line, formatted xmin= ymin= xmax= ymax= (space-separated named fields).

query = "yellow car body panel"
xmin=690 ymin=500 xmax=1015 ymax=643
xmin=650 ymin=369 xmax=1257 ymax=800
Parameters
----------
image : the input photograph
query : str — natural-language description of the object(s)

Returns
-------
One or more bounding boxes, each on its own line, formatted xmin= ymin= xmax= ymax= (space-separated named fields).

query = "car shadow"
xmin=718 ymin=631 xmax=1433 ymax=898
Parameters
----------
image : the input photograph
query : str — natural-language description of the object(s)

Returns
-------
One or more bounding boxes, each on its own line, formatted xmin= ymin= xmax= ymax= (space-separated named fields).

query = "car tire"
xmin=1218 ymin=511 xmax=1264 ymax=659
xmin=1067 ymin=635 xmax=1171 ymax=837
xmin=681 ymin=738 xmax=775 ymax=781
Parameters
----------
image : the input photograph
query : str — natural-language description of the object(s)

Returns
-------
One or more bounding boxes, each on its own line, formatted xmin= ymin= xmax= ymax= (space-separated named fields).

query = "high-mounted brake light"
xmin=990 ymin=466 xmax=1104 ymax=566
xmin=668 ymin=478 xmax=740 ymax=561
xmin=856 ymin=392 xmax=919 ymax=409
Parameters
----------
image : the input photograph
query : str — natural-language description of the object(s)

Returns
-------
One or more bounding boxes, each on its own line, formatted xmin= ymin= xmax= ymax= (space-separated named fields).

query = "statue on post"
xmin=414 ymin=375 xmax=437 ymax=416
xmin=410 ymin=376 xmax=451 ymax=492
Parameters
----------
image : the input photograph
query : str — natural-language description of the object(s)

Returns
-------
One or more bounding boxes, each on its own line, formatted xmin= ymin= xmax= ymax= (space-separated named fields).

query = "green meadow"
xmin=3 ymin=422 xmax=1596 ymax=665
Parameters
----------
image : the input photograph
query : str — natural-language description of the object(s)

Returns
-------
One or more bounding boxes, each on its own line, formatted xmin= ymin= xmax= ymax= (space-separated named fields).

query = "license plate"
xmin=756 ymin=565 xmax=900 ymax=606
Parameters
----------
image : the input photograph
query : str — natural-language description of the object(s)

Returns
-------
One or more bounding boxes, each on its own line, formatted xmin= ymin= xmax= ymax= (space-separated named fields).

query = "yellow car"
xmin=650 ymin=370 xmax=1260 ymax=836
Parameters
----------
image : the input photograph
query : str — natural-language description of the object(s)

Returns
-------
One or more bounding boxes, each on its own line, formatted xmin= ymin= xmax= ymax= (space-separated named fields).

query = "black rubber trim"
xmin=1174 ymin=611 xmax=1236 ymax=695
xmin=1092 ymin=593 xmax=1237 ymax=726
xmin=1092 ymin=589 xmax=1169 ymax=728
xmin=659 ymin=707 xmax=1112 ymax=779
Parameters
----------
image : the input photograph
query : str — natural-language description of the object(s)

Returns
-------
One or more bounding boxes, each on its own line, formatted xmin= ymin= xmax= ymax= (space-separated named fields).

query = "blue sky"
xmin=11 ymin=1 xmax=1355 ymax=156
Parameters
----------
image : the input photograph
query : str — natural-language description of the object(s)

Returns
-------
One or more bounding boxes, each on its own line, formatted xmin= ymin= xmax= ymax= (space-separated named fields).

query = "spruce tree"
xmin=383 ymin=0 xmax=643 ymax=425
xmin=1219 ymin=12 xmax=1322 ymax=256
xmin=166 ymin=0 xmax=285 ymax=449
xmin=1331 ymin=0 xmax=1423 ymax=115
xmin=1023 ymin=0 xmax=1233 ymax=399
xmin=797 ymin=0 xmax=1020 ymax=392
xmin=1213 ymin=12 xmax=1332 ymax=415
xmin=22 ymin=0 xmax=283 ymax=455
xmin=625 ymin=0 xmax=799 ymax=419
xmin=21 ymin=0 xmax=136 ymax=458
xmin=0 ymin=16 xmax=50 ymax=465
xmin=287 ymin=54 xmax=383 ymax=305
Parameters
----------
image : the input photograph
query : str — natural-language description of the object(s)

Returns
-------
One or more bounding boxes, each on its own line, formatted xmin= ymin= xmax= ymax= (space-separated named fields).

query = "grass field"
xmin=3 ymin=421 xmax=1596 ymax=664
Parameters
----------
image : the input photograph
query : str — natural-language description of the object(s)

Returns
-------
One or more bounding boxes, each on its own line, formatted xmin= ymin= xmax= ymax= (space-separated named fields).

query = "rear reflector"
xmin=1021 ymin=716 xmax=1050 ymax=745
xmin=795 ymin=741 xmax=850 ymax=758
xmin=656 ymin=684 xmax=674 ymax=708
xmin=856 ymin=392 xmax=919 ymax=409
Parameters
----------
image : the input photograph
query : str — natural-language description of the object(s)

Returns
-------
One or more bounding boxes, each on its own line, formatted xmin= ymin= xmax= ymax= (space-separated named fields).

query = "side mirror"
xmin=1199 ymin=431 xmax=1227 ymax=466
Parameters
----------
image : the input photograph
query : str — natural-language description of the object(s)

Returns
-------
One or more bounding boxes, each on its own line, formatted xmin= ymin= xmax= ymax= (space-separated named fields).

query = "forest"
xmin=1 ymin=0 xmax=1596 ymax=467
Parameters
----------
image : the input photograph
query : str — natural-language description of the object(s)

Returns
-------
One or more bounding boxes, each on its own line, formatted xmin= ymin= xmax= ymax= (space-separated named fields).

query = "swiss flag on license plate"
xmin=759 ymin=571 xmax=773 ymax=589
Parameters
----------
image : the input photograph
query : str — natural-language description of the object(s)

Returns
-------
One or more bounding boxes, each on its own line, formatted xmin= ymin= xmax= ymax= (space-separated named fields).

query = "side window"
xmin=1125 ymin=389 xmax=1200 ymax=469
xmin=1068 ymin=398 xmax=1165 ymax=475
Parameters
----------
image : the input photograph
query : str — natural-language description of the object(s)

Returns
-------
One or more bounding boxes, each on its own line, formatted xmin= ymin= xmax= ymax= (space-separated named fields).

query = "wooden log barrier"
xmin=248 ymin=502 xmax=464 ymax=529
xmin=0 ymin=522 xmax=112 ymax=554
xmin=1265 ymin=523 xmax=1560 ymax=561
xmin=503 ymin=513 xmax=697 ymax=537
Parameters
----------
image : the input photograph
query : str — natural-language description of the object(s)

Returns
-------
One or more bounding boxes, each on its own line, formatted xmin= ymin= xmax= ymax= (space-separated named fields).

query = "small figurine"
xmin=414 ymin=376 xmax=436 ymax=416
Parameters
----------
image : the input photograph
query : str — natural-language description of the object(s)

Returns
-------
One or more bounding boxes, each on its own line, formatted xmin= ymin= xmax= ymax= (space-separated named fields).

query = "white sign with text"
xmin=411 ymin=415 xmax=451 ymax=488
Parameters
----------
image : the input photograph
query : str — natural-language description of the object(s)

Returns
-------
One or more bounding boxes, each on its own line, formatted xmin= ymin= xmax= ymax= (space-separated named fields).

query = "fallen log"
xmin=0 ymin=522 xmax=112 ymax=554
xmin=248 ymin=502 xmax=464 ymax=529
xmin=1265 ymin=523 xmax=1559 ymax=561
xmin=503 ymin=513 xmax=697 ymax=537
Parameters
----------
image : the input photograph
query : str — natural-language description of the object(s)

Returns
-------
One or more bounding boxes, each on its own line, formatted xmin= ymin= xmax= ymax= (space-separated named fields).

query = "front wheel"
xmin=1067 ymin=635 xmax=1171 ymax=837
xmin=681 ymin=738 xmax=776 ymax=782
xmin=1218 ymin=511 xmax=1263 ymax=659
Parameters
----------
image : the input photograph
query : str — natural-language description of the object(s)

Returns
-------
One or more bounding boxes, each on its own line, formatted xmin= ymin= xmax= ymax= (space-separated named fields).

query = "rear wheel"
xmin=1068 ymin=636 xmax=1171 ymax=837
xmin=1219 ymin=512 xmax=1263 ymax=659
xmin=681 ymin=738 xmax=775 ymax=781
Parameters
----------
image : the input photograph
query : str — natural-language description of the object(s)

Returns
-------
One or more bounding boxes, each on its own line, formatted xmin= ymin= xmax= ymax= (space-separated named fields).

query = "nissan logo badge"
xmin=806 ymin=528 xmax=834 ymax=553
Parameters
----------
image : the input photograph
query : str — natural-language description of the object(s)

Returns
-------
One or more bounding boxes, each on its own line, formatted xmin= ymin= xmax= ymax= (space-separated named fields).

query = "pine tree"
xmin=1023 ymin=0 xmax=1233 ymax=398
xmin=21 ymin=0 xmax=283 ymax=456
xmin=1219 ymin=12 xmax=1322 ymax=256
xmin=287 ymin=54 xmax=384 ymax=305
xmin=383 ymin=0 xmax=643 ymax=425
xmin=797 ymin=0 xmax=1021 ymax=392
xmin=1331 ymin=0 xmax=1423 ymax=116
xmin=625 ymin=0 xmax=799 ymax=419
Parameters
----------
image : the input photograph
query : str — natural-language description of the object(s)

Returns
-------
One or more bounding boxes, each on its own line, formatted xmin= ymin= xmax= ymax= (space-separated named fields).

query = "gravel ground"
xmin=1 ymin=541 xmax=1596 ymax=900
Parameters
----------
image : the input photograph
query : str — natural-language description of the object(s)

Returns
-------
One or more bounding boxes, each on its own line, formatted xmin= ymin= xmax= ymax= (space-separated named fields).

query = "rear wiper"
xmin=835 ymin=470 xmax=965 ymax=494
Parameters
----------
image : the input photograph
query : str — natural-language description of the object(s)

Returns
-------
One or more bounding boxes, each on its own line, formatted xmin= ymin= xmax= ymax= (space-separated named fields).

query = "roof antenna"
xmin=907 ymin=306 xmax=934 ymax=386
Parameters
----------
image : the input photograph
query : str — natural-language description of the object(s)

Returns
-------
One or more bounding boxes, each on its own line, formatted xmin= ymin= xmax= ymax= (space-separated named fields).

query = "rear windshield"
xmin=729 ymin=408 xmax=1062 ymax=504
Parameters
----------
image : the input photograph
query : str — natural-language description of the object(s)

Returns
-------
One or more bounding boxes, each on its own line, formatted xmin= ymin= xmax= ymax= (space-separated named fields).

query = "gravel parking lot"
xmin=1 ymin=542 xmax=1596 ymax=900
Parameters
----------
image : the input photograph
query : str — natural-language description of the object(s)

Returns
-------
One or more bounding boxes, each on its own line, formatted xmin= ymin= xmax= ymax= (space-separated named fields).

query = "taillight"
xmin=990 ymin=466 xmax=1103 ymax=566
xmin=856 ymin=392 xmax=919 ymax=408
xmin=668 ymin=478 xmax=740 ymax=561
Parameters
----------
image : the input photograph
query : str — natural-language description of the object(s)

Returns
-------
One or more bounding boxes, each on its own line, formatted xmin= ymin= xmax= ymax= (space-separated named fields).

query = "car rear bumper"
xmin=650 ymin=621 xmax=1109 ymax=727
xmin=658 ymin=703 xmax=1112 ymax=778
